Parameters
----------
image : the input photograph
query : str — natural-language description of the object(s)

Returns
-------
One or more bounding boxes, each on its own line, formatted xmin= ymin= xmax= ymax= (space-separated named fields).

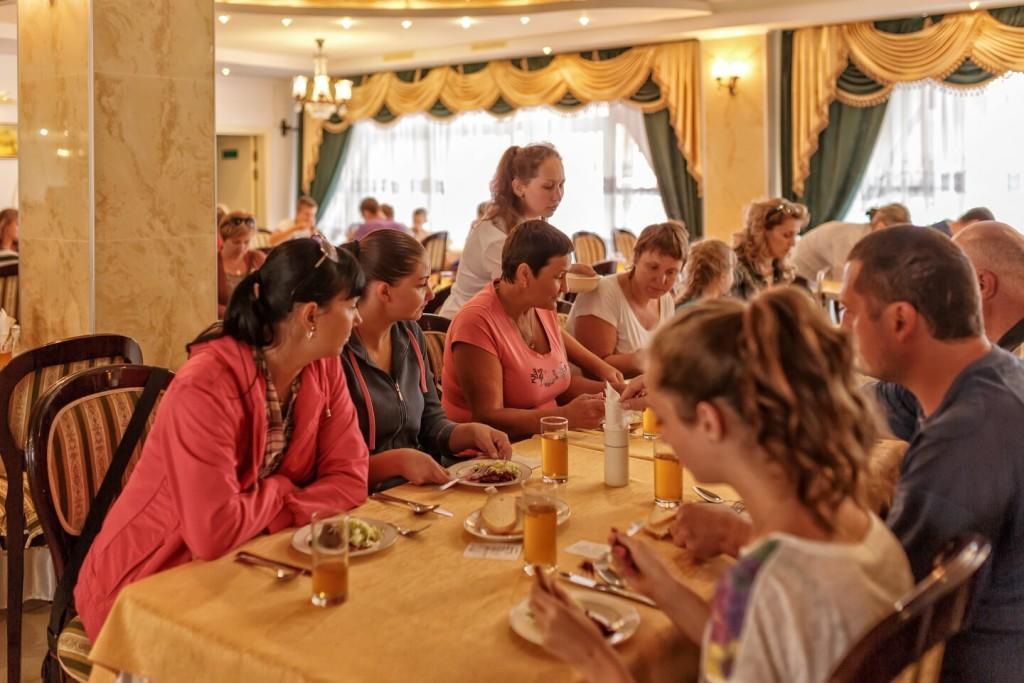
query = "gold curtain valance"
xmin=791 ymin=10 xmax=1024 ymax=196
xmin=302 ymin=41 xmax=702 ymax=197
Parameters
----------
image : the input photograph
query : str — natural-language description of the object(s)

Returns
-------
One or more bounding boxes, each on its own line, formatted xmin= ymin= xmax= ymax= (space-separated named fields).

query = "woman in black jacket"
xmin=342 ymin=230 xmax=512 ymax=490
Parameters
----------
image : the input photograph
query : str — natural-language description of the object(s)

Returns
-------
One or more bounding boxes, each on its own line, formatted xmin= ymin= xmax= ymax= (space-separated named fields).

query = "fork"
xmin=394 ymin=523 xmax=431 ymax=537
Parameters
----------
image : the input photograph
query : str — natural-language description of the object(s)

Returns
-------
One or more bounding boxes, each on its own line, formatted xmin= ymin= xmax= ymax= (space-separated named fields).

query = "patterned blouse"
xmin=253 ymin=348 xmax=302 ymax=479
xmin=731 ymin=251 xmax=793 ymax=301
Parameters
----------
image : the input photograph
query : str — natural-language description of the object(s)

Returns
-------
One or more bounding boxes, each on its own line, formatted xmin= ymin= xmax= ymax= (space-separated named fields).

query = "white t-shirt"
xmin=440 ymin=218 xmax=506 ymax=318
xmin=791 ymin=221 xmax=870 ymax=285
xmin=565 ymin=274 xmax=674 ymax=356
xmin=274 ymin=218 xmax=313 ymax=241
xmin=702 ymin=513 xmax=912 ymax=683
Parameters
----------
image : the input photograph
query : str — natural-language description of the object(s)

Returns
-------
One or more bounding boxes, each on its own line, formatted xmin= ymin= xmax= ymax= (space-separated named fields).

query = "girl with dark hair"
xmin=530 ymin=288 xmax=912 ymax=682
xmin=75 ymin=237 xmax=371 ymax=639
xmin=342 ymin=230 xmax=512 ymax=489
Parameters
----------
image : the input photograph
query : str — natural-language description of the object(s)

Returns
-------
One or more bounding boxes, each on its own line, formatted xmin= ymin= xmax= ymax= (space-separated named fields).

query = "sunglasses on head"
xmin=290 ymin=233 xmax=340 ymax=300
xmin=228 ymin=216 xmax=256 ymax=228
xmin=766 ymin=203 xmax=800 ymax=221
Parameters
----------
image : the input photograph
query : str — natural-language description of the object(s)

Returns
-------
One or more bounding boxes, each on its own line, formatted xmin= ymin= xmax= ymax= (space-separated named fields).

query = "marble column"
xmin=18 ymin=0 xmax=215 ymax=368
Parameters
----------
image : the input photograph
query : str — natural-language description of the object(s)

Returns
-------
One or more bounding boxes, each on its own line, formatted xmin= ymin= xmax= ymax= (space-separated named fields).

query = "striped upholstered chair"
xmin=26 ymin=364 xmax=172 ymax=682
xmin=571 ymin=231 xmax=607 ymax=267
xmin=0 ymin=334 xmax=141 ymax=683
xmin=417 ymin=314 xmax=449 ymax=396
xmin=0 ymin=260 xmax=17 ymax=318
xmin=613 ymin=229 xmax=637 ymax=263
xmin=421 ymin=231 xmax=449 ymax=274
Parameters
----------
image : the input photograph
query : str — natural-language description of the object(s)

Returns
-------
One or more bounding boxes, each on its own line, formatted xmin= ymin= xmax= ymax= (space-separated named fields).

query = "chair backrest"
xmin=421 ymin=231 xmax=449 ymax=273
xmin=424 ymin=284 xmax=451 ymax=315
xmin=829 ymin=534 xmax=992 ymax=683
xmin=593 ymin=260 xmax=617 ymax=276
xmin=572 ymin=231 xmax=607 ymax=266
xmin=555 ymin=299 xmax=573 ymax=316
xmin=0 ymin=260 xmax=17 ymax=318
xmin=250 ymin=229 xmax=273 ymax=250
xmin=25 ymin=364 xmax=172 ymax=580
xmin=613 ymin=229 xmax=637 ymax=262
xmin=419 ymin=330 xmax=446 ymax=395
xmin=418 ymin=313 xmax=451 ymax=334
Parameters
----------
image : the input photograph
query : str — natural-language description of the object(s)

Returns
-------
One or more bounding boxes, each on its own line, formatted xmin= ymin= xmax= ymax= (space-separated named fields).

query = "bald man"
xmin=954 ymin=221 xmax=1024 ymax=355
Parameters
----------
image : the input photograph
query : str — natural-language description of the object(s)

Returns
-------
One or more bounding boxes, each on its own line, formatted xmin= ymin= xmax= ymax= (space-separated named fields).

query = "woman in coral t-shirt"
xmin=442 ymin=220 xmax=620 ymax=437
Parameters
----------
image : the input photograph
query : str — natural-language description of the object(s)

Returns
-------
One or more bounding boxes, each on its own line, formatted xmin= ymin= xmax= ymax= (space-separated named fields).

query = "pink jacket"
xmin=74 ymin=335 xmax=369 ymax=638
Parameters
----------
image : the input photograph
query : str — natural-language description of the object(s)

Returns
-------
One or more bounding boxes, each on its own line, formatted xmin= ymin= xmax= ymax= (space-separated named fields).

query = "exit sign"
xmin=222 ymin=149 xmax=239 ymax=159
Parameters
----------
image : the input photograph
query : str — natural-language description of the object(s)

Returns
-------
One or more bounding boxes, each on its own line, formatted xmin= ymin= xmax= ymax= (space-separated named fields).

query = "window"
xmin=318 ymin=101 xmax=665 ymax=247
xmin=845 ymin=71 xmax=1024 ymax=230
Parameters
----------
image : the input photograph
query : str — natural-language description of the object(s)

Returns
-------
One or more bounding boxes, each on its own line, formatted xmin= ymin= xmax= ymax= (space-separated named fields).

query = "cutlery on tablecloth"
xmin=235 ymin=551 xmax=311 ymax=577
xmin=692 ymin=486 xmax=746 ymax=513
xmin=558 ymin=571 xmax=657 ymax=608
xmin=370 ymin=492 xmax=453 ymax=517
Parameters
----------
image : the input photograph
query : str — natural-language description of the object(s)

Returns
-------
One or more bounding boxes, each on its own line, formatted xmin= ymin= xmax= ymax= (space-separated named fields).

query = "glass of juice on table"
xmin=653 ymin=439 xmax=683 ymax=508
xmin=310 ymin=511 xmax=349 ymax=607
xmin=522 ymin=479 xmax=559 ymax=575
xmin=642 ymin=407 xmax=660 ymax=440
xmin=540 ymin=416 xmax=569 ymax=483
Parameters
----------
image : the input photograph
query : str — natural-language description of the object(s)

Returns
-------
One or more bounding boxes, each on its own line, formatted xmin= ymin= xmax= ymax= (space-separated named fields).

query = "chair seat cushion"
xmin=57 ymin=616 xmax=93 ymax=683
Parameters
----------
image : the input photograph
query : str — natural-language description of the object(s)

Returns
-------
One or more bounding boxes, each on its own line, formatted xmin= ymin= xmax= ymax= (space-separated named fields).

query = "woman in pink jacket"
xmin=75 ymin=236 xmax=370 ymax=639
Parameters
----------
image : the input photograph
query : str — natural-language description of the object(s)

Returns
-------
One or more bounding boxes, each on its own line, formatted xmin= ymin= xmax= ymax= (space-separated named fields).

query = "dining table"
xmin=86 ymin=430 xmax=738 ymax=682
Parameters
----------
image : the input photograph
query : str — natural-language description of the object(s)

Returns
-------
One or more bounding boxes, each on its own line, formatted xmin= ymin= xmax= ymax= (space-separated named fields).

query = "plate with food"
xmin=291 ymin=517 xmax=398 ymax=558
xmin=447 ymin=459 xmax=531 ymax=488
xmin=509 ymin=590 xmax=640 ymax=646
xmin=464 ymin=494 xmax=571 ymax=541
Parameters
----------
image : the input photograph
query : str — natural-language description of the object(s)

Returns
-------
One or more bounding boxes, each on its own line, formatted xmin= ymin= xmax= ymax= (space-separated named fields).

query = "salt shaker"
xmin=604 ymin=426 xmax=629 ymax=487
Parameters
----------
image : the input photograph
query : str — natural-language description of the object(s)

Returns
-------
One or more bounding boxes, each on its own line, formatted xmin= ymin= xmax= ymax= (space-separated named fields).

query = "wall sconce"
xmin=712 ymin=59 xmax=749 ymax=95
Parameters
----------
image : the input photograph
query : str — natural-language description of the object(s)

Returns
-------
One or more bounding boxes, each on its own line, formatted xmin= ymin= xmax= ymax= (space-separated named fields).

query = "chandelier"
xmin=291 ymin=38 xmax=352 ymax=121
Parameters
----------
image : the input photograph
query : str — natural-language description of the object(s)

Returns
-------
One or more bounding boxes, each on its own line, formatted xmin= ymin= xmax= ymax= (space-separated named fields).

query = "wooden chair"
xmin=250 ymin=228 xmax=273 ymax=250
xmin=421 ymin=231 xmax=449 ymax=274
xmin=829 ymin=534 xmax=992 ymax=683
xmin=555 ymin=300 xmax=573 ymax=329
xmin=0 ymin=261 xmax=17 ymax=318
xmin=424 ymin=284 xmax=451 ymax=315
xmin=416 ymin=317 xmax=448 ymax=395
xmin=26 ymin=364 xmax=173 ymax=683
xmin=613 ymin=229 xmax=637 ymax=262
xmin=418 ymin=313 xmax=451 ymax=334
xmin=572 ymin=231 xmax=607 ymax=267
xmin=0 ymin=334 xmax=141 ymax=683
xmin=593 ymin=260 xmax=617 ymax=276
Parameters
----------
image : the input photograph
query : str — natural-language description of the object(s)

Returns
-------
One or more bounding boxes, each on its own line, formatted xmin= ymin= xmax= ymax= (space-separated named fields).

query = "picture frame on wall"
xmin=0 ymin=124 xmax=17 ymax=158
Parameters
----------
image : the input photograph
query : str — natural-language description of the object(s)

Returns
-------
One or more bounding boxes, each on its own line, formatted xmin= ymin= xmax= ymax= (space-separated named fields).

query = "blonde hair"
xmin=735 ymin=198 xmax=808 ymax=273
xmin=218 ymin=211 xmax=256 ymax=241
xmin=649 ymin=288 xmax=876 ymax=530
xmin=679 ymin=239 xmax=735 ymax=302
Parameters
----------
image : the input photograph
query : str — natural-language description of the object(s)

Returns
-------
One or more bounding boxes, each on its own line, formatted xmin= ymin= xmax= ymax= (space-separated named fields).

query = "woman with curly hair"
xmin=732 ymin=198 xmax=807 ymax=300
xmin=675 ymin=238 xmax=735 ymax=310
xmin=529 ymin=288 xmax=912 ymax=683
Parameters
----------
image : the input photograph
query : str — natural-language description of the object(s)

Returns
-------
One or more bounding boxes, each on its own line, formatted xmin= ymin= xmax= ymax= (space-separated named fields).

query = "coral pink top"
xmin=442 ymin=282 xmax=571 ymax=422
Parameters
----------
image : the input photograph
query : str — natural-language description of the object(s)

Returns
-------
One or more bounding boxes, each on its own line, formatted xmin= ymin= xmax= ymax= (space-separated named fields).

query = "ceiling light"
xmin=281 ymin=18 xmax=293 ymax=27
xmin=56 ymin=148 xmax=71 ymax=159
xmin=542 ymin=46 xmax=552 ymax=55
xmin=969 ymin=1 xmax=980 ymax=8
xmin=217 ymin=15 xmax=230 ymax=25
xmin=579 ymin=15 xmax=590 ymax=26
xmin=221 ymin=67 xmax=231 ymax=76
xmin=401 ymin=19 xmax=413 ymax=29
xmin=520 ymin=16 xmax=530 ymax=25
xmin=460 ymin=16 xmax=473 ymax=29
xmin=39 ymin=128 xmax=48 ymax=136
xmin=340 ymin=17 xmax=353 ymax=29
xmin=292 ymin=38 xmax=353 ymax=121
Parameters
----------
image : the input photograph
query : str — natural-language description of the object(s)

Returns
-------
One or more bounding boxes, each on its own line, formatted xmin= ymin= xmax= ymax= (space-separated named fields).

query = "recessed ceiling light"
xmin=401 ymin=19 xmax=413 ymax=29
xmin=579 ymin=15 xmax=590 ymax=26
xmin=221 ymin=67 xmax=231 ymax=76
xmin=460 ymin=16 xmax=473 ymax=29
xmin=520 ymin=16 xmax=530 ymax=25
xmin=542 ymin=46 xmax=552 ymax=55
xmin=281 ymin=17 xmax=293 ymax=27
xmin=39 ymin=128 xmax=48 ymax=136
xmin=217 ymin=15 xmax=230 ymax=25
xmin=340 ymin=17 xmax=353 ymax=29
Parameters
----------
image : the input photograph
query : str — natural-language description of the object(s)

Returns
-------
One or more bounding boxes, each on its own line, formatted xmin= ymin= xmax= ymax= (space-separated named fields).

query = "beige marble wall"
xmin=701 ymin=35 xmax=770 ymax=243
xmin=18 ymin=0 xmax=216 ymax=367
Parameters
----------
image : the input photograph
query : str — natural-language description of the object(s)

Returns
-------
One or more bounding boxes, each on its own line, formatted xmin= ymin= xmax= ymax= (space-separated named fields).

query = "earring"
xmin=306 ymin=325 xmax=316 ymax=340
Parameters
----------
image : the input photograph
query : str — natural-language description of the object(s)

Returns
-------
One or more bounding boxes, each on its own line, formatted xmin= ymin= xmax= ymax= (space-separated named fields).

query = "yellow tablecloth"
xmin=88 ymin=434 xmax=735 ymax=682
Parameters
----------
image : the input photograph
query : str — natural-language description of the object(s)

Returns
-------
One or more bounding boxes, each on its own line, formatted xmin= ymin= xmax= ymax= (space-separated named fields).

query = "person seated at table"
xmin=217 ymin=211 xmax=267 ymax=318
xmin=529 ymin=288 xmax=913 ymax=682
xmin=439 ymin=143 xmax=594 ymax=318
xmin=0 ymin=207 xmax=18 ymax=265
xmin=442 ymin=220 xmax=624 ymax=436
xmin=349 ymin=196 xmax=410 ymax=241
xmin=953 ymin=221 xmax=1024 ymax=356
xmin=732 ymin=198 xmax=807 ymax=299
xmin=74 ymin=237 xmax=371 ymax=640
xmin=341 ymin=230 xmax=512 ymax=490
xmin=270 ymin=195 xmax=318 ymax=246
xmin=567 ymin=222 xmax=687 ymax=378
xmin=675 ymin=238 xmax=735 ymax=310
xmin=929 ymin=206 xmax=994 ymax=237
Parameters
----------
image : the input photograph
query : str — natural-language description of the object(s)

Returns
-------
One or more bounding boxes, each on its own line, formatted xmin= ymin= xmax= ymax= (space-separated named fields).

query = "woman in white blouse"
xmin=567 ymin=222 xmax=687 ymax=377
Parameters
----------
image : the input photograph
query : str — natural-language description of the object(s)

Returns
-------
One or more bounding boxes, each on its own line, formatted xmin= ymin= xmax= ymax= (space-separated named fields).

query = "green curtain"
xmin=644 ymin=109 xmax=702 ymax=238
xmin=310 ymin=115 xmax=352 ymax=221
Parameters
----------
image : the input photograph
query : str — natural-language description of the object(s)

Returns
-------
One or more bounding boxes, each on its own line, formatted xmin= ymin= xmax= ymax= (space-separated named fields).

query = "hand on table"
xmin=564 ymin=393 xmax=605 ymax=430
xmin=669 ymin=502 xmax=752 ymax=560
xmin=393 ymin=448 xmax=452 ymax=486
xmin=618 ymin=375 xmax=647 ymax=410
xmin=450 ymin=423 xmax=513 ymax=459
xmin=608 ymin=529 xmax=680 ymax=603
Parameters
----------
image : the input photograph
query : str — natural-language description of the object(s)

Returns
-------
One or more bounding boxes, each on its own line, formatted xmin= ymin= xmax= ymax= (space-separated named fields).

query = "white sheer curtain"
xmin=845 ymin=72 xmax=1024 ymax=229
xmin=318 ymin=102 xmax=665 ymax=247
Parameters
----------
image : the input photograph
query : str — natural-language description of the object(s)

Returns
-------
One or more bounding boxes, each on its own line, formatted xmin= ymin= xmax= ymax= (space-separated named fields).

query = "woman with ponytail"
xmin=341 ymin=231 xmax=512 ymax=490
xmin=529 ymin=288 xmax=912 ymax=682
xmin=75 ymin=237 xmax=371 ymax=639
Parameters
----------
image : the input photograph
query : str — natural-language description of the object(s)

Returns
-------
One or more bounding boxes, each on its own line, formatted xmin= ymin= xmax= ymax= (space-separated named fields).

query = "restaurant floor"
xmin=1 ymin=600 xmax=49 ymax=682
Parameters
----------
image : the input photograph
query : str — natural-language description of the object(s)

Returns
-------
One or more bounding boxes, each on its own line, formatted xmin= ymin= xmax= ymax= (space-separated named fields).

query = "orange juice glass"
xmin=311 ymin=511 xmax=349 ymax=606
xmin=522 ymin=479 xmax=559 ymax=575
xmin=653 ymin=440 xmax=683 ymax=508
xmin=0 ymin=350 xmax=11 ymax=370
xmin=540 ymin=416 xmax=569 ymax=483
xmin=642 ymin=407 xmax=660 ymax=440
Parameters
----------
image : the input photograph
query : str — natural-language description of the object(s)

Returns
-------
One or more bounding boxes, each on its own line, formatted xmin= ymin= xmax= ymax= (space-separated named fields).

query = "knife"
xmin=370 ymin=492 xmax=454 ymax=518
xmin=558 ymin=571 xmax=657 ymax=608
xmin=235 ymin=551 xmax=312 ymax=576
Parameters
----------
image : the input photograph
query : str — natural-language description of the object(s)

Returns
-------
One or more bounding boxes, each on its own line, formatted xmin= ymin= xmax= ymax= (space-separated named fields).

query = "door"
xmin=216 ymin=135 xmax=261 ymax=224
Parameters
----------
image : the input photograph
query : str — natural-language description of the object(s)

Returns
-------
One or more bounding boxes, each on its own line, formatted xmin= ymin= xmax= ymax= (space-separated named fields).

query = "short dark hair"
xmin=959 ymin=207 xmax=994 ymax=224
xmin=413 ymin=207 xmax=427 ymax=218
xmin=297 ymin=195 xmax=318 ymax=210
xmin=500 ymin=220 xmax=573 ymax=283
xmin=633 ymin=221 xmax=689 ymax=262
xmin=848 ymin=225 xmax=982 ymax=340
xmin=359 ymin=197 xmax=379 ymax=215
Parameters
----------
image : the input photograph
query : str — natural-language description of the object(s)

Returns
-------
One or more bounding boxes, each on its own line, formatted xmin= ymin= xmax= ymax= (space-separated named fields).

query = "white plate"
xmin=565 ymin=273 xmax=601 ymax=293
xmin=290 ymin=517 xmax=399 ymax=558
xmin=509 ymin=590 xmax=640 ymax=647
xmin=464 ymin=499 xmax=571 ymax=541
xmin=448 ymin=459 xmax=532 ymax=488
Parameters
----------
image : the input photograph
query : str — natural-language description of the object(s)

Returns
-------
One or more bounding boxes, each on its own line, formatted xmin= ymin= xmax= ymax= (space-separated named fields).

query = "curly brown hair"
xmin=678 ymin=239 xmax=735 ymax=303
xmin=735 ymin=198 xmax=807 ymax=277
xmin=649 ymin=287 xmax=877 ymax=531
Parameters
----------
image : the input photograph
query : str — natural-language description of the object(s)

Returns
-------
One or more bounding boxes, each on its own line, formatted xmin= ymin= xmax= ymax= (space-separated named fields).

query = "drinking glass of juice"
xmin=540 ymin=416 xmax=569 ymax=483
xmin=311 ymin=511 xmax=349 ymax=607
xmin=522 ymin=479 xmax=559 ymax=575
xmin=642 ymin=407 xmax=660 ymax=440
xmin=653 ymin=440 xmax=683 ymax=508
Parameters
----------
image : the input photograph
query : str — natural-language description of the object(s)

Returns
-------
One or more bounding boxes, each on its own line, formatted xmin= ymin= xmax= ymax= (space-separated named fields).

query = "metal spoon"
xmin=395 ymin=523 xmax=431 ymax=537
xmin=370 ymin=492 xmax=440 ymax=515
xmin=693 ymin=486 xmax=746 ymax=513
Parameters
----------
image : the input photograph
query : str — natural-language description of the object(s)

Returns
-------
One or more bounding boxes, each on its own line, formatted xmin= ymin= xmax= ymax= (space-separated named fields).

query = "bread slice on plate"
xmin=644 ymin=506 xmax=676 ymax=539
xmin=481 ymin=493 xmax=519 ymax=534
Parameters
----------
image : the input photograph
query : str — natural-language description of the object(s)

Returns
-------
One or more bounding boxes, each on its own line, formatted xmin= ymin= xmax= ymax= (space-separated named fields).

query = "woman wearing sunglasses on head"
xmin=731 ymin=199 xmax=808 ymax=300
xmin=342 ymin=230 xmax=513 ymax=490
xmin=75 ymin=236 xmax=370 ymax=640
xmin=218 ymin=211 xmax=267 ymax=318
